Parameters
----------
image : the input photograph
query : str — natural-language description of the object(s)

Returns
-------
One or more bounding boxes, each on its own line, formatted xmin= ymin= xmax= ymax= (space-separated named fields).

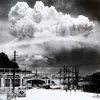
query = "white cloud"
xmin=8 ymin=1 xmax=94 ymax=39
xmin=1 ymin=1 xmax=99 ymax=69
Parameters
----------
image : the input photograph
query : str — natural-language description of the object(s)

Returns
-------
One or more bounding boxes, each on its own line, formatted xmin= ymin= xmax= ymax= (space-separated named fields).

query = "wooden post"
xmin=59 ymin=69 xmax=61 ymax=88
xmin=63 ymin=66 xmax=66 ymax=90
xmin=13 ymin=50 xmax=17 ymax=97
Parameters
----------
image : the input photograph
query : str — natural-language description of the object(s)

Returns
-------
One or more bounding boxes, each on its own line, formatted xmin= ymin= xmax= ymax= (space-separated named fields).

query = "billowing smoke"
xmin=8 ymin=1 xmax=94 ymax=39
xmin=0 ymin=20 xmax=14 ymax=43
xmin=7 ymin=1 xmax=100 ymax=74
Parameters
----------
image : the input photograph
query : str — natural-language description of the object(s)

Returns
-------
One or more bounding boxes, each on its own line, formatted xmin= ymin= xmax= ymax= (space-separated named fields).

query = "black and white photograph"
xmin=0 ymin=0 xmax=100 ymax=100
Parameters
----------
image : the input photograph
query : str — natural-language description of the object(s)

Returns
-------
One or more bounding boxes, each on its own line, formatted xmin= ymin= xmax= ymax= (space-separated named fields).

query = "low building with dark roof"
xmin=0 ymin=52 xmax=32 ymax=88
xmin=78 ymin=72 xmax=100 ymax=93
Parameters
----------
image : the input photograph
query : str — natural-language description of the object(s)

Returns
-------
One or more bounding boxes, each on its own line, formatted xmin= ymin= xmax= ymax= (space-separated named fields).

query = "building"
xmin=78 ymin=72 xmax=100 ymax=93
xmin=0 ymin=68 xmax=32 ymax=88
xmin=23 ymin=72 xmax=56 ymax=88
xmin=0 ymin=52 xmax=32 ymax=88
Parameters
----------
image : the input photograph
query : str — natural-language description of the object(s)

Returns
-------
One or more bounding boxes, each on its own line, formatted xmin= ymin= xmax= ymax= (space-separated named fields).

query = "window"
xmin=12 ymin=79 xmax=20 ymax=87
xmin=5 ymin=79 xmax=10 ymax=87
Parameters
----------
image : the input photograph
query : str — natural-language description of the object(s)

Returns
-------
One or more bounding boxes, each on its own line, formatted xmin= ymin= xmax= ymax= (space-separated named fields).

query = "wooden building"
xmin=0 ymin=52 xmax=32 ymax=88
xmin=0 ymin=68 xmax=32 ymax=88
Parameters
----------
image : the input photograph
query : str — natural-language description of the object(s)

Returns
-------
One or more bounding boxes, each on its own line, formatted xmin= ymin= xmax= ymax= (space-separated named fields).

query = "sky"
xmin=0 ymin=0 xmax=100 ymax=76
xmin=0 ymin=0 xmax=100 ymax=20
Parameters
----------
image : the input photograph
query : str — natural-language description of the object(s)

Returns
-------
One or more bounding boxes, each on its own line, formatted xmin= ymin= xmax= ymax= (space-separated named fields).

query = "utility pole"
xmin=75 ymin=66 xmax=79 ymax=89
xmin=13 ymin=50 xmax=17 ymax=97
xmin=59 ymin=69 xmax=62 ymax=89
xmin=65 ymin=67 xmax=68 ymax=92
xmin=68 ymin=68 xmax=70 ymax=90
xmin=63 ymin=66 xmax=66 ymax=90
